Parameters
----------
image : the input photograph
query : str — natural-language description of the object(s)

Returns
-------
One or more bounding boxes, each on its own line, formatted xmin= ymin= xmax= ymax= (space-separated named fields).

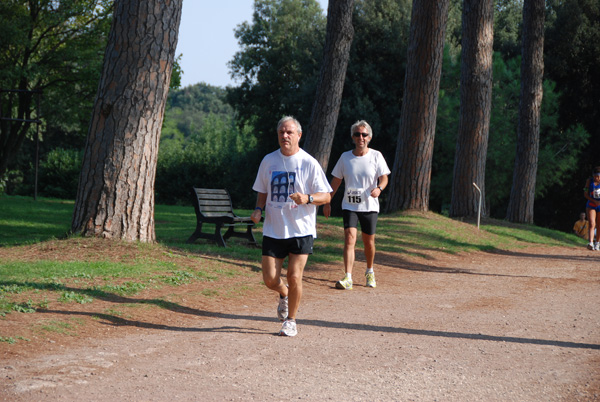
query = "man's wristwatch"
xmin=307 ymin=194 xmax=314 ymax=204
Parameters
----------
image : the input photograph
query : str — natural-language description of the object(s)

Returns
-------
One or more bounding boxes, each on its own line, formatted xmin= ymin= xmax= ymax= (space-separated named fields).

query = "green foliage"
xmin=158 ymin=83 xmax=260 ymax=207
xmin=0 ymin=336 xmax=30 ymax=344
xmin=227 ymin=0 xmax=327 ymax=151
xmin=0 ymin=0 xmax=112 ymax=189
xmin=544 ymin=0 xmax=599 ymax=160
xmin=494 ymin=0 xmax=524 ymax=58
xmin=156 ymin=112 xmax=259 ymax=207
xmin=59 ymin=291 xmax=93 ymax=304
xmin=92 ymin=282 xmax=147 ymax=296
xmin=0 ymin=0 xmax=112 ymax=128
xmin=484 ymin=55 xmax=521 ymax=212
xmin=36 ymin=319 xmax=83 ymax=335
xmin=227 ymin=0 xmax=413 ymax=171
xmin=335 ymin=0 xmax=412 ymax=166
xmin=158 ymin=269 xmax=219 ymax=285
xmin=445 ymin=0 xmax=464 ymax=57
xmin=37 ymin=148 xmax=82 ymax=199
xmin=170 ymin=54 xmax=184 ymax=90
xmin=162 ymin=83 xmax=236 ymax=143
xmin=0 ymin=295 xmax=47 ymax=316
xmin=431 ymin=52 xmax=589 ymax=219
xmin=430 ymin=47 xmax=461 ymax=213
xmin=0 ymin=173 xmax=6 ymax=196
xmin=533 ymin=0 xmax=599 ymax=230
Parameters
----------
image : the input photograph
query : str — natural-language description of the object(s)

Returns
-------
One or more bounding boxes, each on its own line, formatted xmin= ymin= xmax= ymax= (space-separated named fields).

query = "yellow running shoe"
xmin=366 ymin=272 xmax=376 ymax=288
xmin=335 ymin=277 xmax=353 ymax=290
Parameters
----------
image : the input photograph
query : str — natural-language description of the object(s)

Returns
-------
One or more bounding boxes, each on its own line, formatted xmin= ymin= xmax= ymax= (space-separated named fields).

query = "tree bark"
xmin=71 ymin=0 xmax=182 ymax=242
xmin=506 ymin=0 xmax=544 ymax=224
xmin=303 ymin=0 xmax=354 ymax=171
xmin=386 ymin=0 xmax=450 ymax=212
xmin=449 ymin=0 xmax=494 ymax=218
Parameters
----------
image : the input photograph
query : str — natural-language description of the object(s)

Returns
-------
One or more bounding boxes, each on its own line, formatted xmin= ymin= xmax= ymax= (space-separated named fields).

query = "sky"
xmin=175 ymin=1 xmax=328 ymax=89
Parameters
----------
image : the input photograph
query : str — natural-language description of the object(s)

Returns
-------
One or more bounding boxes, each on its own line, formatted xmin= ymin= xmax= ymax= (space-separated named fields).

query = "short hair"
xmin=277 ymin=116 xmax=302 ymax=134
xmin=350 ymin=120 xmax=373 ymax=138
xmin=593 ymin=166 xmax=600 ymax=175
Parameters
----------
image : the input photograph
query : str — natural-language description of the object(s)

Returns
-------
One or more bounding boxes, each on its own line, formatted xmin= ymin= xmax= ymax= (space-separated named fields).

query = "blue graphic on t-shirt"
xmin=271 ymin=171 xmax=295 ymax=203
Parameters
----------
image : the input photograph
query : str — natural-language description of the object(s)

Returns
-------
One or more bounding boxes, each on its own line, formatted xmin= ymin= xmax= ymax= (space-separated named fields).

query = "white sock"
xmin=366 ymin=268 xmax=374 ymax=274
xmin=346 ymin=273 xmax=352 ymax=281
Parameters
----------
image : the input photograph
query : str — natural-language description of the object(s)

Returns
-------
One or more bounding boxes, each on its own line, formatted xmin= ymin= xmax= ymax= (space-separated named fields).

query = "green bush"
xmin=155 ymin=114 xmax=259 ymax=207
xmin=3 ymin=169 xmax=26 ymax=195
xmin=38 ymin=148 xmax=82 ymax=199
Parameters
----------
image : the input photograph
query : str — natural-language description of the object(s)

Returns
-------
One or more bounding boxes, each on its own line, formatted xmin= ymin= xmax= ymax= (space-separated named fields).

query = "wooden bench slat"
xmin=199 ymin=206 xmax=229 ymax=210
xmin=197 ymin=195 xmax=230 ymax=201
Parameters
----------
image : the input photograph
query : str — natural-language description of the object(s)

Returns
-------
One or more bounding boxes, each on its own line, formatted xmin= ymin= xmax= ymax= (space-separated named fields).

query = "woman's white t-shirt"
xmin=330 ymin=148 xmax=391 ymax=213
xmin=253 ymin=148 xmax=332 ymax=239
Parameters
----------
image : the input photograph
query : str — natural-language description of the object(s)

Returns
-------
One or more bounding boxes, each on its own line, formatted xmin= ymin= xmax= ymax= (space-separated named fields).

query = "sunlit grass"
xmin=0 ymin=194 xmax=587 ymax=320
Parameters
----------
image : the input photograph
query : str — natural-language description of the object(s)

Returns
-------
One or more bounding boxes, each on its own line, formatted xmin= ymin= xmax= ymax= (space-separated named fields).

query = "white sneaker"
xmin=365 ymin=272 xmax=376 ymax=288
xmin=277 ymin=296 xmax=288 ymax=321
xmin=595 ymin=242 xmax=600 ymax=251
xmin=335 ymin=277 xmax=353 ymax=290
xmin=588 ymin=242 xmax=595 ymax=250
xmin=279 ymin=319 xmax=297 ymax=337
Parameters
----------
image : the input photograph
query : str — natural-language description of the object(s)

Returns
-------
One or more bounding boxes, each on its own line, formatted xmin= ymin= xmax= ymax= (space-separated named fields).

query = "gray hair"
xmin=277 ymin=116 xmax=302 ymax=134
xmin=350 ymin=120 xmax=373 ymax=138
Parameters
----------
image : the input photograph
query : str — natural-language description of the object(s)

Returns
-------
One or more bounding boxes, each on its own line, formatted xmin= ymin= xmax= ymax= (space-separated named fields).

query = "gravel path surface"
xmin=2 ymin=246 xmax=599 ymax=401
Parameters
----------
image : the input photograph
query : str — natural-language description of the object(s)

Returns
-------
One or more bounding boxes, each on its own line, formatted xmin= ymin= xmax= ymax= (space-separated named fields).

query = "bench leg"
xmin=223 ymin=226 xmax=235 ymax=241
xmin=223 ymin=225 xmax=257 ymax=246
xmin=186 ymin=222 xmax=203 ymax=244
xmin=245 ymin=225 xmax=257 ymax=245
xmin=214 ymin=223 xmax=227 ymax=247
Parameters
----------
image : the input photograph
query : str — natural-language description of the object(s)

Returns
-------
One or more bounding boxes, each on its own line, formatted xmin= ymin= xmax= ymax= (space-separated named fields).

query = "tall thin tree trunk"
xmin=386 ymin=0 xmax=450 ymax=212
xmin=449 ymin=0 xmax=494 ymax=218
xmin=71 ymin=0 xmax=182 ymax=242
xmin=506 ymin=0 xmax=544 ymax=224
xmin=304 ymin=0 xmax=354 ymax=171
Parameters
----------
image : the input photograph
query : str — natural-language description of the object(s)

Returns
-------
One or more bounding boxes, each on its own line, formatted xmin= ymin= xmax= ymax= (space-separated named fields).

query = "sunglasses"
xmin=353 ymin=132 xmax=369 ymax=138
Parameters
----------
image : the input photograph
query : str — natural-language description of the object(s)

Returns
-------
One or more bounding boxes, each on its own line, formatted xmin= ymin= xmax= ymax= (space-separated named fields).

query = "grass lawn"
xmin=0 ymin=194 xmax=586 ymax=344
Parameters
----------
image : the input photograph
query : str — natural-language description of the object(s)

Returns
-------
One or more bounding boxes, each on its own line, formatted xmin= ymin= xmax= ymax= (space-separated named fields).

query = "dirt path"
xmin=1 ymin=246 xmax=599 ymax=401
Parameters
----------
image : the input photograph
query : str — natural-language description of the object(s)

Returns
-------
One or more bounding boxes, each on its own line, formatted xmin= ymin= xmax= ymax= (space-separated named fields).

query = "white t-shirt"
xmin=253 ymin=148 xmax=332 ymax=239
xmin=331 ymin=148 xmax=391 ymax=212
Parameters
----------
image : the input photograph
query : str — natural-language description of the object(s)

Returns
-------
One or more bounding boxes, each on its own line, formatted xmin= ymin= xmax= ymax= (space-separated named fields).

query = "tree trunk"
xmin=506 ymin=0 xmax=544 ymax=224
xmin=71 ymin=0 xmax=182 ymax=242
xmin=303 ymin=0 xmax=354 ymax=171
xmin=449 ymin=0 xmax=494 ymax=218
xmin=386 ymin=0 xmax=450 ymax=212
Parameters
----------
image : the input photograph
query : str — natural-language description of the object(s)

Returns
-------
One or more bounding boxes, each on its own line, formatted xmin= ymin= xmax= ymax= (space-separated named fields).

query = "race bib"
xmin=593 ymin=188 xmax=600 ymax=199
xmin=346 ymin=188 xmax=366 ymax=205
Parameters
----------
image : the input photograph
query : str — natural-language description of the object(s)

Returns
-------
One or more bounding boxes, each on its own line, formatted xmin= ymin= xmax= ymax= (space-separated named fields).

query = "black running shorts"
xmin=262 ymin=235 xmax=314 ymax=258
xmin=342 ymin=210 xmax=378 ymax=235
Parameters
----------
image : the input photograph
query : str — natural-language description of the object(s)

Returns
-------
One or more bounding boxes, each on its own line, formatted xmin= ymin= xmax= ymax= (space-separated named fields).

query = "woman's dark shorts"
xmin=262 ymin=235 xmax=314 ymax=258
xmin=587 ymin=201 xmax=600 ymax=212
xmin=342 ymin=210 xmax=378 ymax=235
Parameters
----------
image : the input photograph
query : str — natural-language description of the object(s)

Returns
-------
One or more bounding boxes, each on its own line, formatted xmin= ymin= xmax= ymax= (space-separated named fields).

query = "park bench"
xmin=187 ymin=187 xmax=257 ymax=247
